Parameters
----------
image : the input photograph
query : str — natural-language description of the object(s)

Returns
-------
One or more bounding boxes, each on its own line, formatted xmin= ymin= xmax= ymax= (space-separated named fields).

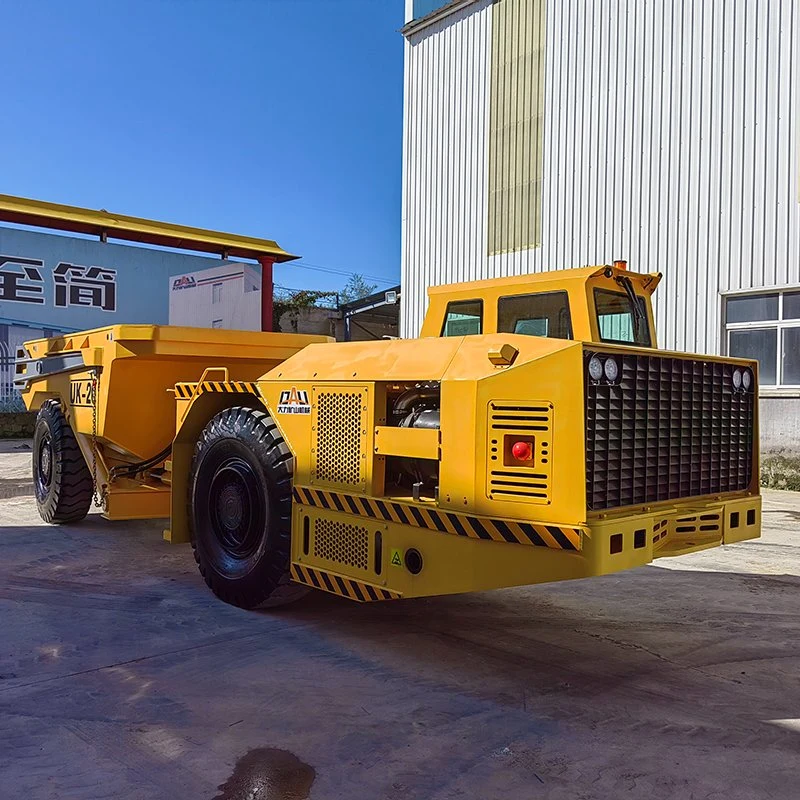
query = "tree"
xmin=339 ymin=274 xmax=378 ymax=305
xmin=272 ymin=288 xmax=337 ymax=332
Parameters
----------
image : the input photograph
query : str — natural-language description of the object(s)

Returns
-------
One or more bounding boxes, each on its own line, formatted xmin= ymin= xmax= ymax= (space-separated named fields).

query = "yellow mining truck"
xmin=16 ymin=264 xmax=761 ymax=607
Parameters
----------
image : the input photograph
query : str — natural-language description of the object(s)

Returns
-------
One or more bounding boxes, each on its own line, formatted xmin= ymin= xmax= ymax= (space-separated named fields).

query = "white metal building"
xmin=168 ymin=261 xmax=262 ymax=330
xmin=401 ymin=0 xmax=800 ymax=454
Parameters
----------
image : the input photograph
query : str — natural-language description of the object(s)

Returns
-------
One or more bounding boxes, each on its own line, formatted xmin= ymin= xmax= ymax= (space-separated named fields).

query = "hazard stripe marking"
xmin=546 ymin=525 xmax=578 ymax=551
xmin=466 ymin=516 xmax=493 ymax=541
xmin=518 ymin=523 xmax=548 ymax=548
xmin=293 ymin=486 xmax=583 ymax=552
xmin=174 ymin=381 xmax=257 ymax=400
xmin=290 ymin=563 xmax=400 ymax=602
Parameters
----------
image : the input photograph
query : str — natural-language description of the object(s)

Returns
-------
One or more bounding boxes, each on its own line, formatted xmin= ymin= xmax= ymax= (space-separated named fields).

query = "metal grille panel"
xmin=585 ymin=354 xmax=755 ymax=510
xmin=487 ymin=401 xmax=552 ymax=502
xmin=313 ymin=390 xmax=364 ymax=487
xmin=313 ymin=518 xmax=369 ymax=571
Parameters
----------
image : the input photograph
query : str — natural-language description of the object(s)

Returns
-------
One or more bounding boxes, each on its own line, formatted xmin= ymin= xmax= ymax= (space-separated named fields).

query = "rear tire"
xmin=188 ymin=406 xmax=308 ymax=609
xmin=33 ymin=399 xmax=93 ymax=524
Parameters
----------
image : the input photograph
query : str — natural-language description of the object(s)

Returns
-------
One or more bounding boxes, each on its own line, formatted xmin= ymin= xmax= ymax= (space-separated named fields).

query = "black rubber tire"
xmin=33 ymin=399 xmax=93 ymax=524
xmin=188 ymin=406 xmax=308 ymax=609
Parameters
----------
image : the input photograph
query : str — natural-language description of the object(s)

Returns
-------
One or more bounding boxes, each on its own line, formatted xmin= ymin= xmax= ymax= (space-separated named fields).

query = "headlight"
xmin=588 ymin=356 xmax=603 ymax=381
xmin=742 ymin=368 xmax=752 ymax=390
xmin=604 ymin=357 xmax=619 ymax=382
xmin=733 ymin=368 xmax=742 ymax=390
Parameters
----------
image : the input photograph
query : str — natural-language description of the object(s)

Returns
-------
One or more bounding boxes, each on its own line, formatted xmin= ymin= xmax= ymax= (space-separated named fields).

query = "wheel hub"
xmin=37 ymin=434 xmax=53 ymax=491
xmin=209 ymin=458 xmax=263 ymax=558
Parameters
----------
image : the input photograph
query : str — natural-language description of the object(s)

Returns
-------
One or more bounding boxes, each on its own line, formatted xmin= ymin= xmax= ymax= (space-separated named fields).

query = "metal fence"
xmin=0 ymin=342 xmax=25 ymax=412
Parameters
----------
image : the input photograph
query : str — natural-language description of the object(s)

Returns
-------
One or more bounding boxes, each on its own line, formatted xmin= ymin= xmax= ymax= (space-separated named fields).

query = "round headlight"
xmin=733 ymin=369 xmax=743 ymax=390
xmin=742 ymin=368 xmax=752 ymax=390
xmin=588 ymin=356 xmax=603 ymax=381
xmin=604 ymin=357 xmax=619 ymax=382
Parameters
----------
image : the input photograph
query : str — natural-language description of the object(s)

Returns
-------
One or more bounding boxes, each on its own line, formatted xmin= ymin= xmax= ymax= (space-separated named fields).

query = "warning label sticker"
xmin=390 ymin=549 xmax=403 ymax=568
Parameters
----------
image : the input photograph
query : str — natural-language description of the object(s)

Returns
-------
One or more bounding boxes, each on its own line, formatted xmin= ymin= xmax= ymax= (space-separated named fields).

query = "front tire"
xmin=33 ymin=399 xmax=93 ymax=524
xmin=188 ymin=406 xmax=308 ymax=609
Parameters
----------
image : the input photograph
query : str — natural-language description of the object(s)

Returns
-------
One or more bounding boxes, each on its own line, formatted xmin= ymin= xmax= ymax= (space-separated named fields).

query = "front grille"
xmin=585 ymin=353 xmax=755 ymax=510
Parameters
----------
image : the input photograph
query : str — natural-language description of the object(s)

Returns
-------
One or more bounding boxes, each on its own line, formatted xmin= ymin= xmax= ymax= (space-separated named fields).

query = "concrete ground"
xmin=1 ymin=443 xmax=799 ymax=800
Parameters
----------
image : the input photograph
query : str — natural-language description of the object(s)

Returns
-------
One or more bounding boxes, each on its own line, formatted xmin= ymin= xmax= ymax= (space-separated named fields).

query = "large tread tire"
xmin=188 ymin=406 xmax=308 ymax=610
xmin=33 ymin=399 xmax=93 ymax=524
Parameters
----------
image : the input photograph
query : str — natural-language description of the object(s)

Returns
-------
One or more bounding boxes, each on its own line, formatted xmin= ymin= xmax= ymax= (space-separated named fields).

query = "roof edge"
xmin=0 ymin=193 xmax=298 ymax=263
xmin=401 ymin=0 xmax=486 ymax=38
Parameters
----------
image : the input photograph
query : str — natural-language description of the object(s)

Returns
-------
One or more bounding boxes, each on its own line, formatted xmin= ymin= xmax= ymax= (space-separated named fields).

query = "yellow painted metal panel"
xmin=373 ymin=425 xmax=439 ymax=459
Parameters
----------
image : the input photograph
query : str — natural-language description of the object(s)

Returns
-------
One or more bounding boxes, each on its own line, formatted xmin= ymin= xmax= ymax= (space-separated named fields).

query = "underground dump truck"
xmin=16 ymin=263 xmax=761 ymax=608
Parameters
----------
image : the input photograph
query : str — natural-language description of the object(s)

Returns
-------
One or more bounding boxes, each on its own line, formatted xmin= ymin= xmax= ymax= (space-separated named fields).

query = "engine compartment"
xmin=384 ymin=382 xmax=441 ymax=498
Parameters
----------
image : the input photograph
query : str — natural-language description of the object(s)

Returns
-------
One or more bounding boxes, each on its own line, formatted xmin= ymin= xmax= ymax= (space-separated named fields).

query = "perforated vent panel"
xmin=313 ymin=389 xmax=366 ymax=488
xmin=313 ymin=518 xmax=369 ymax=571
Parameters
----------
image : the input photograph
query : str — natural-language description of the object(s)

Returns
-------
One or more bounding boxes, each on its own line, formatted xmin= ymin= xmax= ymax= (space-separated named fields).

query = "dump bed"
xmin=17 ymin=324 xmax=330 ymax=460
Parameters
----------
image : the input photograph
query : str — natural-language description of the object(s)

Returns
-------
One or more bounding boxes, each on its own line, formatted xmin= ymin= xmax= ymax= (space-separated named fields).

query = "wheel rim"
xmin=208 ymin=457 xmax=265 ymax=558
xmin=36 ymin=433 xmax=53 ymax=494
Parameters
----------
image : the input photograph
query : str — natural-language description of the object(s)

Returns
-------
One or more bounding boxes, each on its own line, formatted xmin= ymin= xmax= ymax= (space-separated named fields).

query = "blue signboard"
xmin=0 ymin=226 xmax=231 ymax=333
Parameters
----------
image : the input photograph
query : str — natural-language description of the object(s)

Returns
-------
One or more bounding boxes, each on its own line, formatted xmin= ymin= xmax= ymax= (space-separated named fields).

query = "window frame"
xmin=212 ymin=282 xmax=223 ymax=304
xmin=723 ymin=287 xmax=800 ymax=391
xmin=440 ymin=299 xmax=484 ymax=337
xmin=593 ymin=288 xmax=653 ymax=347
xmin=497 ymin=290 xmax=573 ymax=340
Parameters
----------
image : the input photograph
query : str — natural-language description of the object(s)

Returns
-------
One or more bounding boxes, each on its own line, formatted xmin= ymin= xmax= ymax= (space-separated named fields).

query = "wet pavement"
xmin=0 ymin=445 xmax=799 ymax=799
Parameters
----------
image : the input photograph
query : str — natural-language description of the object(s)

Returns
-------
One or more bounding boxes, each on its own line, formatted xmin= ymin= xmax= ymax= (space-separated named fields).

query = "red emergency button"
xmin=511 ymin=441 xmax=532 ymax=461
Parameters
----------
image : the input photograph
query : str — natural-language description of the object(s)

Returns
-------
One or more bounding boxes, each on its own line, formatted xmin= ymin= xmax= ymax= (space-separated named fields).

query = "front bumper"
xmin=581 ymin=494 xmax=762 ymax=575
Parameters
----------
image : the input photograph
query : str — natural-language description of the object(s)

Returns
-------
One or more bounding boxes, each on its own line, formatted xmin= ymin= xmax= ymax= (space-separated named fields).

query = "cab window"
xmin=497 ymin=291 xmax=572 ymax=339
xmin=441 ymin=299 xmax=483 ymax=336
xmin=594 ymin=289 xmax=651 ymax=345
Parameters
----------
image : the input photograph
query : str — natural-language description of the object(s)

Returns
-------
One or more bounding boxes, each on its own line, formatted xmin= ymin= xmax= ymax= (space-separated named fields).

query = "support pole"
xmin=258 ymin=256 xmax=275 ymax=332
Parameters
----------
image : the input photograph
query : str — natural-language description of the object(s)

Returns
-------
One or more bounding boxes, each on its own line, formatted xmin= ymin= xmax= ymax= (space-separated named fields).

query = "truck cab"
xmin=421 ymin=262 xmax=660 ymax=348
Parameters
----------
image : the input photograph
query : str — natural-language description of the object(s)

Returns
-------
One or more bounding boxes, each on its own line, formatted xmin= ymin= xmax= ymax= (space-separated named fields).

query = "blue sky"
xmin=1 ymin=0 xmax=405 ymax=294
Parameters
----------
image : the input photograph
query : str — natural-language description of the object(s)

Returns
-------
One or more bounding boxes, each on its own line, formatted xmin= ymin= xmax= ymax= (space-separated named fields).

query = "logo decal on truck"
xmin=277 ymin=387 xmax=311 ymax=415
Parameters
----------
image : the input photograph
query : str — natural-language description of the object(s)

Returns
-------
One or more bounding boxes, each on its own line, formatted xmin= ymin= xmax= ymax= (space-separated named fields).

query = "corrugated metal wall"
xmin=401 ymin=0 xmax=800 ymax=353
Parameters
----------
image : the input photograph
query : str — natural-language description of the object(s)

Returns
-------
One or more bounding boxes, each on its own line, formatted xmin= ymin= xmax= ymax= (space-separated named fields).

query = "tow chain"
xmin=90 ymin=369 xmax=105 ymax=508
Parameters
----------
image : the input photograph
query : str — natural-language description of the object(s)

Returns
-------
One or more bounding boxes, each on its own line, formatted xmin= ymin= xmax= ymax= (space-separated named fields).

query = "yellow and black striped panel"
xmin=290 ymin=563 xmax=401 ymax=602
xmin=174 ymin=381 xmax=258 ymax=399
xmin=293 ymin=486 xmax=582 ymax=552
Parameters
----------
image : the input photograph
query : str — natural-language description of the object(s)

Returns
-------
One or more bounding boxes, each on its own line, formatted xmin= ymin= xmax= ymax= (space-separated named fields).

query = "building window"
xmin=488 ymin=0 xmax=546 ymax=256
xmin=211 ymin=319 xmax=223 ymax=329
xmin=725 ymin=289 xmax=800 ymax=388
xmin=441 ymin=300 xmax=482 ymax=336
xmin=497 ymin=291 xmax=572 ymax=339
xmin=212 ymin=282 xmax=223 ymax=304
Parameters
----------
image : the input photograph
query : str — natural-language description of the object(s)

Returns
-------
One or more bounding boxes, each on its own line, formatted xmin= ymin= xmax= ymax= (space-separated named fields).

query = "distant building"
xmin=169 ymin=261 xmax=263 ymax=330
xmin=0 ymin=194 xmax=294 ymax=408
xmin=401 ymin=0 xmax=800 ymax=457
xmin=341 ymin=287 xmax=401 ymax=341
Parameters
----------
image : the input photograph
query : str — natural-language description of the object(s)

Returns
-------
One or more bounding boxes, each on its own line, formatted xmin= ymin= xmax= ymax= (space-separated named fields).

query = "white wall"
xmin=168 ymin=261 xmax=261 ymax=330
xmin=401 ymin=0 xmax=800 ymax=354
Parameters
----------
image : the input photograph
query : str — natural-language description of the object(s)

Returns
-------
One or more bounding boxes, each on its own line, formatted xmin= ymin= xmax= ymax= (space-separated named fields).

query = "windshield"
xmin=497 ymin=291 xmax=572 ymax=339
xmin=594 ymin=288 xmax=652 ymax=346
